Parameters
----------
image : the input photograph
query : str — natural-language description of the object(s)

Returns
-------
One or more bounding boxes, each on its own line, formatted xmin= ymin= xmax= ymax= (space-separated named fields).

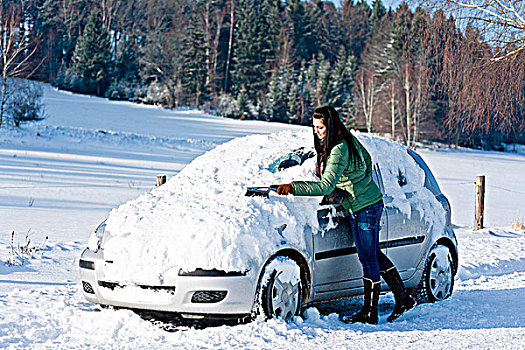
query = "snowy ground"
xmin=0 ymin=85 xmax=524 ymax=349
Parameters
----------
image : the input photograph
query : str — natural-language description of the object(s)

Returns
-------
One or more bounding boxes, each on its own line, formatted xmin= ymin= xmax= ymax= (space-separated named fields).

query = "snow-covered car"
xmin=79 ymin=130 xmax=457 ymax=322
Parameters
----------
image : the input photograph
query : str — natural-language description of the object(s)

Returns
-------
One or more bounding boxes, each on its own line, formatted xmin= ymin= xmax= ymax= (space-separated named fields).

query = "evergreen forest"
xmin=4 ymin=0 xmax=525 ymax=147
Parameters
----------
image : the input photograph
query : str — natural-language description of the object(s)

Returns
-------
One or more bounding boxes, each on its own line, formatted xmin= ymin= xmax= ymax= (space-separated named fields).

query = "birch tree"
xmin=355 ymin=67 xmax=381 ymax=132
xmin=0 ymin=4 xmax=39 ymax=127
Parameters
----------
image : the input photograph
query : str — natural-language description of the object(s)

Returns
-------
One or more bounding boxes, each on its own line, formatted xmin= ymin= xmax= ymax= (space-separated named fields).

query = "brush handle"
xmin=245 ymin=186 xmax=277 ymax=197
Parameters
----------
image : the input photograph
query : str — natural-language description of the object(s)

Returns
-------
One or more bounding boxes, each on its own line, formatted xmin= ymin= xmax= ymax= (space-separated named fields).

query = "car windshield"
xmin=268 ymin=147 xmax=315 ymax=173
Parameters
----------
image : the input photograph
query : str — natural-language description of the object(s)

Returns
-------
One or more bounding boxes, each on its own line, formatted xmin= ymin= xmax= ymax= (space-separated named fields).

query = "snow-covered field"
xmin=0 ymin=85 xmax=524 ymax=349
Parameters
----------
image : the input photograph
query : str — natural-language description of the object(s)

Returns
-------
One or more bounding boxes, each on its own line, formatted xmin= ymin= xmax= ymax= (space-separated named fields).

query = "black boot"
xmin=341 ymin=277 xmax=380 ymax=325
xmin=381 ymin=266 xmax=416 ymax=322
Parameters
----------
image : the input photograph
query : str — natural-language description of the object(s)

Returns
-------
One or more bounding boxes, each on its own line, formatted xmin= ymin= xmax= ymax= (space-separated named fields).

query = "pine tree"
xmin=106 ymin=38 xmax=140 ymax=100
xmin=295 ymin=60 xmax=314 ymax=124
xmin=370 ymin=0 xmax=387 ymax=29
xmin=287 ymin=73 xmax=300 ymax=123
xmin=315 ymin=1 xmax=343 ymax=62
xmin=35 ymin=0 xmax=90 ymax=81
xmin=315 ymin=54 xmax=331 ymax=106
xmin=237 ymin=87 xmax=249 ymax=118
xmin=286 ymin=0 xmax=319 ymax=64
xmin=305 ymin=55 xmax=319 ymax=107
xmin=266 ymin=72 xmax=280 ymax=119
xmin=184 ymin=18 xmax=209 ymax=107
xmin=340 ymin=0 xmax=372 ymax=61
xmin=262 ymin=0 xmax=283 ymax=72
xmin=234 ymin=0 xmax=279 ymax=103
xmin=266 ymin=65 xmax=293 ymax=122
xmin=68 ymin=10 xmax=111 ymax=96
xmin=330 ymin=48 xmax=356 ymax=111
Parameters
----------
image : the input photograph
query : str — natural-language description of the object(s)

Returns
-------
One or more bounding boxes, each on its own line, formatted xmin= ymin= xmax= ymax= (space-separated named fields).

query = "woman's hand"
xmin=270 ymin=184 xmax=293 ymax=195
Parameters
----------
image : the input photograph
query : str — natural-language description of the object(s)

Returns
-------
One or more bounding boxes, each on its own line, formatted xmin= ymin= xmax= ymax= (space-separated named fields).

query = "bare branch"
xmin=492 ymin=41 xmax=525 ymax=61
xmin=427 ymin=0 xmax=525 ymax=61
xmin=450 ymin=0 xmax=522 ymax=26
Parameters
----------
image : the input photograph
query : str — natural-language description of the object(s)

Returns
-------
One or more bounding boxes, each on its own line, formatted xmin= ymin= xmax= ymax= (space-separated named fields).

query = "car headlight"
xmin=87 ymin=219 xmax=106 ymax=252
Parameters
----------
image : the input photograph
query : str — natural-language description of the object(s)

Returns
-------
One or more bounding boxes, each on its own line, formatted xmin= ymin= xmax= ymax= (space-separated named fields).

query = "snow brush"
xmin=245 ymin=186 xmax=277 ymax=198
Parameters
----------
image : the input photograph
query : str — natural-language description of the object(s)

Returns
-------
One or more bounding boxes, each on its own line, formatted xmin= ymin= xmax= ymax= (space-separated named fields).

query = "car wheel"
xmin=256 ymin=256 xmax=302 ymax=321
xmin=414 ymin=244 xmax=455 ymax=303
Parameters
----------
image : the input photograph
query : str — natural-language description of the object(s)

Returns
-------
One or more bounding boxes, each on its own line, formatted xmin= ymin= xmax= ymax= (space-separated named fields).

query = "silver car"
xmin=79 ymin=137 xmax=457 ymax=322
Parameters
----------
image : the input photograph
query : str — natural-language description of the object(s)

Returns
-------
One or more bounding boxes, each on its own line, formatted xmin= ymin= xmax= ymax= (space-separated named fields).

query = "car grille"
xmin=82 ymin=281 xmax=95 ymax=294
xmin=191 ymin=291 xmax=227 ymax=303
xmin=98 ymin=281 xmax=176 ymax=294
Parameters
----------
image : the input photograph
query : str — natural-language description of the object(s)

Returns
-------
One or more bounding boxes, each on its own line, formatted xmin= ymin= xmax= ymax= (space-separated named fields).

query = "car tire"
xmin=414 ymin=244 xmax=455 ymax=303
xmin=255 ymin=256 xmax=303 ymax=321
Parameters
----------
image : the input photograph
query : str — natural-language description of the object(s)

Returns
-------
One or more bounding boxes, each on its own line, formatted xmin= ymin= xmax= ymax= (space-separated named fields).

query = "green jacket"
xmin=291 ymin=137 xmax=383 ymax=213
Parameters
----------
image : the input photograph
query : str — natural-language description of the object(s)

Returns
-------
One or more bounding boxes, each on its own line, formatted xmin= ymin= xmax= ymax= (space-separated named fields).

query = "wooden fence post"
xmin=474 ymin=175 xmax=485 ymax=230
xmin=156 ymin=174 xmax=167 ymax=187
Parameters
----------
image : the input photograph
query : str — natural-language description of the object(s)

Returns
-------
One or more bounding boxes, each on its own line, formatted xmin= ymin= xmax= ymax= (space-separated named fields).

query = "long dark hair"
xmin=313 ymin=106 xmax=362 ymax=177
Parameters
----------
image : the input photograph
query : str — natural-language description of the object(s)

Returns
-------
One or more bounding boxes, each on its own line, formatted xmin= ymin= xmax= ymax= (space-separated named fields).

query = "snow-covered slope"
xmin=0 ymin=85 xmax=524 ymax=349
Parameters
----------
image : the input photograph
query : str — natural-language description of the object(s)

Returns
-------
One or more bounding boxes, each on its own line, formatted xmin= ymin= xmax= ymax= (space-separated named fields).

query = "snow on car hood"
xmin=101 ymin=130 xmax=445 ymax=285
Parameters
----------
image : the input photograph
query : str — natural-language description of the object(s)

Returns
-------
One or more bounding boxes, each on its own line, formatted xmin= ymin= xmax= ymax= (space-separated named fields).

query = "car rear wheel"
xmin=414 ymin=244 xmax=455 ymax=303
xmin=256 ymin=256 xmax=302 ymax=321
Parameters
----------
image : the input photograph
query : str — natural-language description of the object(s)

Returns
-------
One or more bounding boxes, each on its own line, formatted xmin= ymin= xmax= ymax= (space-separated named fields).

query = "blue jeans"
xmin=348 ymin=199 xmax=394 ymax=282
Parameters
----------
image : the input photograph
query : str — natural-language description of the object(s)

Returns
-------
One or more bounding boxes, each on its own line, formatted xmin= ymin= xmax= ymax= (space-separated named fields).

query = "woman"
xmin=272 ymin=106 xmax=415 ymax=324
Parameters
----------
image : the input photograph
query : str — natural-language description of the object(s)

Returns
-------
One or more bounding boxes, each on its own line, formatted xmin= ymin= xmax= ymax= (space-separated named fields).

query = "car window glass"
xmin=268 ymin=148 xmax=315 ymax=173
xmin=407 ymin=149 xmax=441 ymax=194
xmin=397 ymin=169 xmax=407 ymax=187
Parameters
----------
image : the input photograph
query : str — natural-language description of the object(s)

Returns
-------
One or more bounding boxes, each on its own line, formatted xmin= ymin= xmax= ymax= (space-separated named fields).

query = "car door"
xmin=311 ymin=203 xmax=388 ymax=301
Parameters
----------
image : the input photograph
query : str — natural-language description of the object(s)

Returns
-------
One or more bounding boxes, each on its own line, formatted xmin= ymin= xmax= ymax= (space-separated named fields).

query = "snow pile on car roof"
xmin=101 ymin=130 xmax=445 ymax=285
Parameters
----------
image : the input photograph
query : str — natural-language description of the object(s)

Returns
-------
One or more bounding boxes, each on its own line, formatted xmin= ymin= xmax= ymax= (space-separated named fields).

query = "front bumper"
xmin=79 ymin=248 xmax=256 ymax=316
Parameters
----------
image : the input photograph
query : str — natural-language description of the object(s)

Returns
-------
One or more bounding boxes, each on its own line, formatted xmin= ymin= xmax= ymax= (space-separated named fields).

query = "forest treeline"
xmin=4 ymin=0 xmax=525 ymax=147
